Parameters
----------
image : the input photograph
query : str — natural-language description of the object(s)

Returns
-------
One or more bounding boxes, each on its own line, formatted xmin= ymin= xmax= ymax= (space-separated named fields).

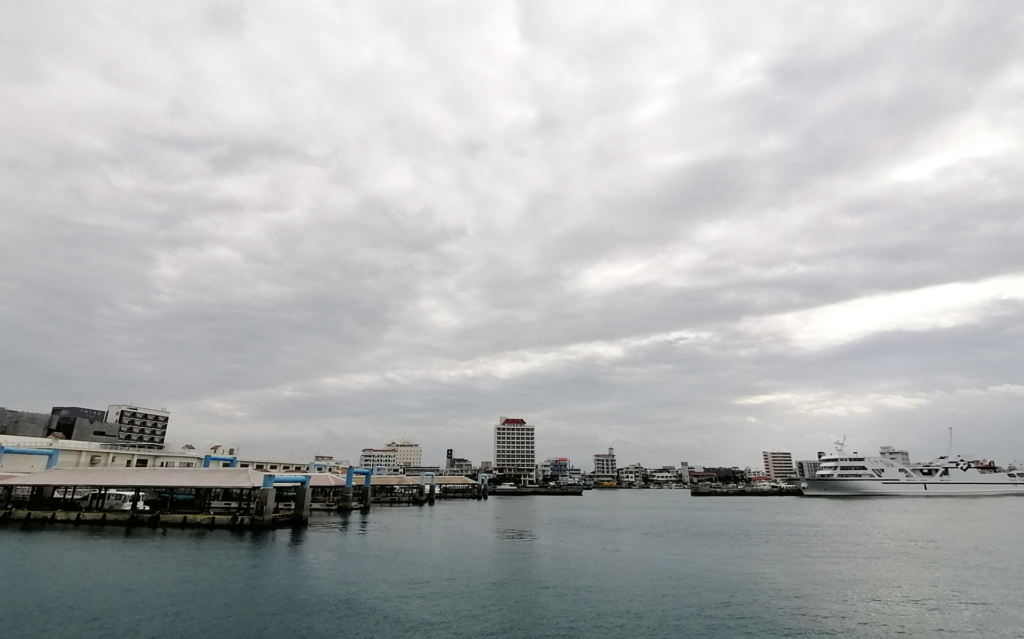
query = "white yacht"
xmin=801 ymin=442 xmax=1024 ymax=497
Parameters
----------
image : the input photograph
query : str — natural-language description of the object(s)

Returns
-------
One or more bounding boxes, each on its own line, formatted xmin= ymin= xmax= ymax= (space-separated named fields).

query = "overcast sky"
xmin=2 ymin=1 xmax=1023 ymax=469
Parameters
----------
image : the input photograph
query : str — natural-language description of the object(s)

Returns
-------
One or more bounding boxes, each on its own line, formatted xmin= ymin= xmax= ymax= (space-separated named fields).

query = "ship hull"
xmin=802 ymin=479 xmax=1024 ymax=497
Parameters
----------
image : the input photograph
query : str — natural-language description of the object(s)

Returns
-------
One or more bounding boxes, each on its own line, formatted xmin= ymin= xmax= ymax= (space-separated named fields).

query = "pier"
xmin=0 ymin=467 xmax=312 ymax=529
xmin=0 ymin=467 xmax=492 ymax=529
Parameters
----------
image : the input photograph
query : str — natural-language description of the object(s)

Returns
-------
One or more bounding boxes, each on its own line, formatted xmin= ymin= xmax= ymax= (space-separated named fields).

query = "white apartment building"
xmin=593 ymin=448 xmax=617 ymax=484
xmin=762 ymin=451 xmax=795 ymax=481
xmin=493 ymin=417 xmax=535 ymax=483
xmin=617 ymin=463 xmax=646 ymax=486
xmin=106 ymin=405 xmax=170 ymax=450
xmin=358 ymin=448 xmax=403 ymax=475
xmin=795 ymin=460 xmax=821 ymax=479
xmin=386 ymin=440 xmax=422 ymax=467
xmin=879 ymin=446 xmax=911 ymax=465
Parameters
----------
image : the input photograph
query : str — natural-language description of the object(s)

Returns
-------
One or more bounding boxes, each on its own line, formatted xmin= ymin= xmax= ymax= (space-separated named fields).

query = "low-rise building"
xmin=0 ymin=434 xmax=350 ymax=474
xmin=617 ymin=463 xmax=647 ymax=486
xmin=688 ymin=470 xmax=718 ymax=484
xmin=539 ymin=457 xmax=571 ymax=482
xmin=445 ymin=457 xmax=474 ymax=475
xmin=649 ymin=466 xmax=678 ymax=484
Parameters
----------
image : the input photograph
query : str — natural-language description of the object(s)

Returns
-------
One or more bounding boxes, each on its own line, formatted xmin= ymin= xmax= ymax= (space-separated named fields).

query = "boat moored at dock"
xmin=801 ymin=442 xmax=1024 ymax=497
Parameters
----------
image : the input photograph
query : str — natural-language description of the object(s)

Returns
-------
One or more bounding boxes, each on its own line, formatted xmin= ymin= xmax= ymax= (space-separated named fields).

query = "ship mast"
xmin=948 ymin=427 xmax=953 ymax=457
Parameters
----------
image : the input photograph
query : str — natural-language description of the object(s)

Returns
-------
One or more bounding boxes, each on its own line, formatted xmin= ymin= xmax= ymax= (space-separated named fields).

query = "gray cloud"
xmin=2 ymin=1 xmax=1023 ymax=470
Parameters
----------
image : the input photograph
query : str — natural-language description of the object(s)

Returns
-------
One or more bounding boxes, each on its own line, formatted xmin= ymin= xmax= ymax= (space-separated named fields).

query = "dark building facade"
xmin=0 ymin=407 xmax=50 ymax=438
xmin=47 ymin=407 xmax=119 ymax=443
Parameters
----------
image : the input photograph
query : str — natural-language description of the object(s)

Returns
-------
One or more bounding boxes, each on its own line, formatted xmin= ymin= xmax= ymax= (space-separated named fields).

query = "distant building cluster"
xmin=1 ymin=404 xmax=169 ymax=450
xmin=2 ymin=404 xmax=811 ymax=490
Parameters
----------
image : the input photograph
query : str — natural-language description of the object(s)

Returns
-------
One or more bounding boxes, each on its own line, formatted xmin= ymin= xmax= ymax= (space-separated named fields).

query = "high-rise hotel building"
xmin=762 ymin=451 xmax=795 ymax=481
xmin=386 ymin=440 xmax=422 ymax=467
xmin=593 ymin=448 xmax=617 ymax=484
xmin=493 ymin=417 xmax=535 ymax=483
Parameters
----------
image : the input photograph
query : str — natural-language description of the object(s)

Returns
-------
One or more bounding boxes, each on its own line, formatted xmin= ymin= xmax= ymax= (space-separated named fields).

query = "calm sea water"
xmin=2 ymin=491 xmax=1023 ymax=638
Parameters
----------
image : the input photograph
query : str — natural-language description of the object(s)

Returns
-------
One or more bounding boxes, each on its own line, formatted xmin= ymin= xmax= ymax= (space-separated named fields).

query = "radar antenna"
xmin=834 ymin=436 xmax=846 ymax=453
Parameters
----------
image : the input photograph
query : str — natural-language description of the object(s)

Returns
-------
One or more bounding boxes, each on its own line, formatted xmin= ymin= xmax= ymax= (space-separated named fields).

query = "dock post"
xmin=339 ymin=487 xmax=353 ymax=511
xmin=292 ymin=485 xmax=311 ymax=525
xmin=255 ymin=487 xmax=276 ymax=526
xmin=362 ymin=483 xmax=373 ymax=511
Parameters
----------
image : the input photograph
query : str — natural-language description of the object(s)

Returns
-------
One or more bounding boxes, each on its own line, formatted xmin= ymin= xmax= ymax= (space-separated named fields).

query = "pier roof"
xmin=0 ymin=467 xmax=270 ymax=489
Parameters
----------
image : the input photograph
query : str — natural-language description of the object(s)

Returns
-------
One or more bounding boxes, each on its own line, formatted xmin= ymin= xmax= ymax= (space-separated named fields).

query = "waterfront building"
xmin=762 ymin=451 xmax=795 ymax=481
xmin=649 ymin=466 xmax=677 ymax=485
xmin=879 ymin=446 xmax=911 ymax=465
xmin=593 ymin=448 xmax=617 ymax=484
xmin=445 ymin=456 xmax=474 ymax=475
xmin=358 ymin=449 xmax=403 ymax=475
xmin=795 ymin=460 xmax=821 ymax=479
xmin=0 ymin=434 xmax=346 ymax=474
xmin=688 ymin=469 xmax=717 ymax=484
xmin=106 ymin=405 xmax=170 ymax=450
xmin=493 ymin=417 xmax=535 ymax=483
xmin=403 ymin=465 xmax=443 ymax=477
xmin=386 ymin=440 xmax=422 ymax=467
xmin=617 ymin=463 xmax=648 ymax=486
xmin=539 ymin=457 xmax=570 ymax=482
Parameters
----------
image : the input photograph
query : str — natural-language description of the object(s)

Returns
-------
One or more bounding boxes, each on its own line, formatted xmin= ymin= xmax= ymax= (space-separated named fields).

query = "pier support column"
xmin=292 ymin=486 xmax=311 ymax=525
xmin=427 ymin=483 xmax=436 ymax=505
xmin=255 ymin=487 xmax=276 ymax=526
xmin=338 ymin=487 xmax=353 ymax=511
xmin=362 ymin=484 xmax=373 ymax=511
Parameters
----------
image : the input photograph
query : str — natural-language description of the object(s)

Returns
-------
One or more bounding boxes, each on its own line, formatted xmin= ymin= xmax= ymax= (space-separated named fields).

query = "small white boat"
xmin=493 ymin=483 xmax=519 ymax=492
xmin=77 ymin=490 xmax=151 ymax=511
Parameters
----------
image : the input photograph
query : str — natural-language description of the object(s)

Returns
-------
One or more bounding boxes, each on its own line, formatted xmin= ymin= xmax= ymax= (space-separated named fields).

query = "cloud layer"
xmin=3 ymin=1 xmax=1024 ymax=468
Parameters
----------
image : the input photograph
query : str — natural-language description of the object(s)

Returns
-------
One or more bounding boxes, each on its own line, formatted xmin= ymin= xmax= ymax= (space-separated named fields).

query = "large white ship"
xmin=800 ymin=442 xmax=1024 ymax=497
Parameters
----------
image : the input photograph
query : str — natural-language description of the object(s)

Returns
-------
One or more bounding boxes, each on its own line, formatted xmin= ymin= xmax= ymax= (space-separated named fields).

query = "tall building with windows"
xmin=359 ymin=448 xmax=402 ymax=475
xmin=386 ymin=440 xmax=422 ymax=467
xmin=106 ymin=405 xmax=169 ymax=450
xmin=593 ymin=448 xmax=617 ymax=484
xmin=762 ymin=451 xmax=795 ymax=481
xmin=493 ymin=417 xmax=535 ymax=483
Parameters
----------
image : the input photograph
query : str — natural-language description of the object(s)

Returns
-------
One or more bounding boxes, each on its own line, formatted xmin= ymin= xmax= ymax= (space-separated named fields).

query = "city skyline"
xmin=3 ymin=3 xmax=1023 ymax=469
